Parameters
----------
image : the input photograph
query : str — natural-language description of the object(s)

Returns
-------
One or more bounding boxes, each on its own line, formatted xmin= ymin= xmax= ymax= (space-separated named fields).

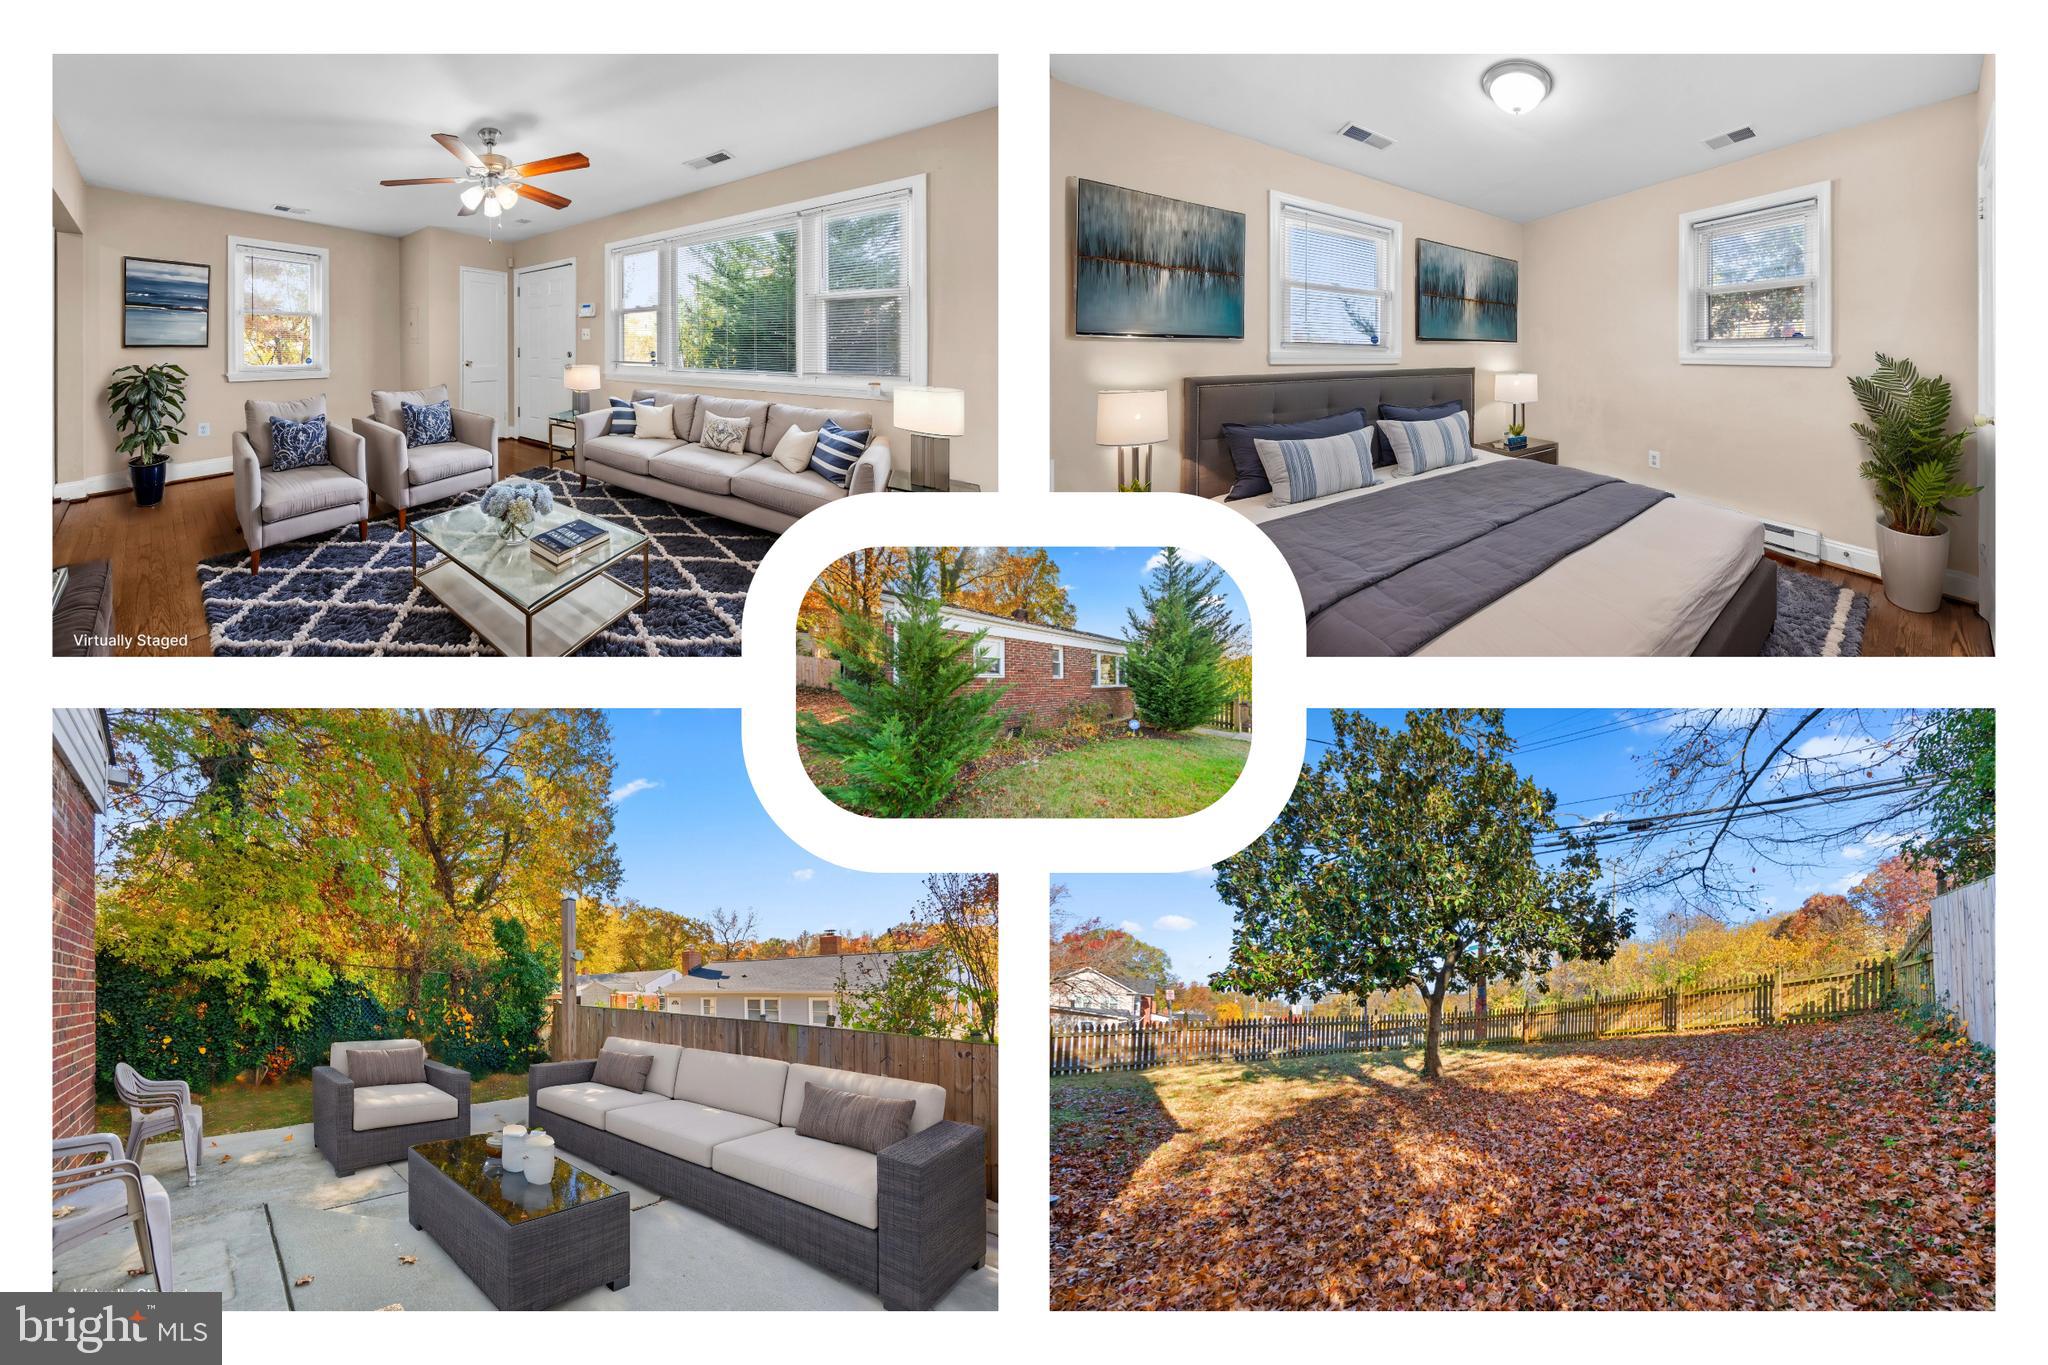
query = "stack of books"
xmin=530 ymin=519 xmax=611 ymax=571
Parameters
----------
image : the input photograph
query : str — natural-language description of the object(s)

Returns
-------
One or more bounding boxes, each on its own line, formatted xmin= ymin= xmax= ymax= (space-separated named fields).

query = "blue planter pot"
xmin=129 ymin=460 xmax=168 ymax=508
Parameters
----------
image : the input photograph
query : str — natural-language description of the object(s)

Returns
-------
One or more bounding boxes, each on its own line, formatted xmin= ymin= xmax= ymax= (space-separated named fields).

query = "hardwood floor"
xmin=52 ymin=440 xmax=559 ymax=657
xmin=1764 ymin=552 xmax=1993 ymax=658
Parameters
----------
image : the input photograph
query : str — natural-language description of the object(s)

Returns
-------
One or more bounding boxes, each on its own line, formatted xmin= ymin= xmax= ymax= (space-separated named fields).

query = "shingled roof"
xmin=660 ymin=952 xmax=910 ymax=994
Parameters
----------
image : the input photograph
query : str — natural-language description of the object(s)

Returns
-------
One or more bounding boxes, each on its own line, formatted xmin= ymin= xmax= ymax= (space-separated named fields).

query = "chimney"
xmin=818 ymin=930 xmax=842 ymax=957
xmin=683 ymin=950 xmax=704 ymax=973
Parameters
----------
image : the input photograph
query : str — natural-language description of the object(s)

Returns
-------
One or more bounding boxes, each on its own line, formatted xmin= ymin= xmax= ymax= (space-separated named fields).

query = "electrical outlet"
xmin=580 ymin=327 xmax=591 ymax=341
xmin=1647 ymin=449 xmax=1662 ymax=469
xmin=196 ymin=422 xmax=211 ymax=437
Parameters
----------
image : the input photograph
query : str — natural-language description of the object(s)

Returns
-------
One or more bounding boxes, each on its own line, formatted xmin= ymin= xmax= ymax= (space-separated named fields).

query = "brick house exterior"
xmin=917 ymin=604 xmax=1133 ymax=730
xmin=53 ymin=710 xmax=113 ymax=1142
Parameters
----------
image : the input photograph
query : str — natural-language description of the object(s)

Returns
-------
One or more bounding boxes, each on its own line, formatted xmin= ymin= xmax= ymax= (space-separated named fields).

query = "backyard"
xmin=1050 ymin=1012 xmax=1994 ymax=1310
xmin=97 ymin=1070 xmax=530 ymax=1142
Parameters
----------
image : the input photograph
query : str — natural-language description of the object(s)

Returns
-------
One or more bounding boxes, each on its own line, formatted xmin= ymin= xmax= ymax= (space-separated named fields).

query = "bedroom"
xmin=1049 ymin=54 xmax=1995 ymax=658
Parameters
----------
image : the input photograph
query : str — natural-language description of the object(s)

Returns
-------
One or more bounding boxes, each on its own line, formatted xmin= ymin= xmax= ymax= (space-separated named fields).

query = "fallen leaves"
xmin=1050 ymin=1013 xmax=1993 ymax=1310
xmin=294 ymin=1275 xmax=314 ymax=1287
xmin=398 ymin=1255 xmax=417 ymax=1266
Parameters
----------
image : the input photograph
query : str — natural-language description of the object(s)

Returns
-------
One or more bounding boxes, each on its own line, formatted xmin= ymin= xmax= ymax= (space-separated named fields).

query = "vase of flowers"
xmin=479 ymin=478 xmax=554 ymax=542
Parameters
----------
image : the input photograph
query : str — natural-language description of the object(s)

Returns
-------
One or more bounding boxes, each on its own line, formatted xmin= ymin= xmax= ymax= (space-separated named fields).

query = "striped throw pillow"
xmin=1251 ymin=427 xmax=1378 ymax=506
xmin=808 ymin=420 xmax=871 ymax=486
xmin=1379 ymin=410 xmax=1475 ymax=477
xmin=607 ymin=396 xmax=656 ymax=436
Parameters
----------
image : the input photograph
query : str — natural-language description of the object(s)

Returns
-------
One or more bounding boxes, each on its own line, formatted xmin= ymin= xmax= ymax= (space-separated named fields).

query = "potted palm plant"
xmin=1849 ymin=354 xmax=1988 ymax=614
xmin=104 ymin=362 xmax=188 ymax=508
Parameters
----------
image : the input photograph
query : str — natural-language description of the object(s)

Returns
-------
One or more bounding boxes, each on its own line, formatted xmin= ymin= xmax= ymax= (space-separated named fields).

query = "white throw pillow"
xmin=701 ymin=412 xmax=750 ymax=456
xmin=771 ymin=426 xmax=820 ymax=473
xmin=637 ymin=403 xmax=678 ymax=441
xmin=1252 ymin=428 xmax=1379 ymax=506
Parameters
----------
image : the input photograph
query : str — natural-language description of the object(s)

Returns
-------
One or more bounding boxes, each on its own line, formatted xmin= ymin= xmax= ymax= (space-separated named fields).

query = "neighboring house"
xmin=654 ymin=932 xmax=913 ymax=1027
xmin=572 ymin=968 xmax=684 ymax=1008
xmin=886 ymin=595 xmax=1134 ymax=728
xmin=1050 ymin=966 xmax=1159 ymax=1026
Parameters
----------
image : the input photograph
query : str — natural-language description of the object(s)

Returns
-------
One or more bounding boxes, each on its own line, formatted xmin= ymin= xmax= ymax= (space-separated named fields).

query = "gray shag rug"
xmin=1761 ymin=566 xmax=1870 ymax=657
xmin=196 ymin=466 xmax=770 ymax=656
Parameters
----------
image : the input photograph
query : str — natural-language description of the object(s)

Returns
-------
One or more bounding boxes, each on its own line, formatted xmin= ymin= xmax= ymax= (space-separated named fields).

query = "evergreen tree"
xmin=1122 ymin=549 xmax=1241 ymax=732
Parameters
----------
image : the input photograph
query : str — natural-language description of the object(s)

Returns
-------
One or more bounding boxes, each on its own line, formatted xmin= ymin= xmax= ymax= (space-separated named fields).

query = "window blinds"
xmin=1690 ymin=197 xmax=1818 ymax=346
xmin=1280 ymin=203 xmax=1393 ymax=349
xmin=804 ymin=192 xmax=912 ymax=379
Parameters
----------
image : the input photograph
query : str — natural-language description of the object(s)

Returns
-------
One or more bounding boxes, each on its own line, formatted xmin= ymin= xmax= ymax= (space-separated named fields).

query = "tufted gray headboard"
xmin=1180 ymin=367 xmax=1477 ymax=497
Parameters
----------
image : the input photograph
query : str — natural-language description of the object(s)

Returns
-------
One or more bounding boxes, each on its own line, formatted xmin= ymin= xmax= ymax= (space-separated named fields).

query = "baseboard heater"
xmin=1760 ymin=520 xmax=1821 ymax=562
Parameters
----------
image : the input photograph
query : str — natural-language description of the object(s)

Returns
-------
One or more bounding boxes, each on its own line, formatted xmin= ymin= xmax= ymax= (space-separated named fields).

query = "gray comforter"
xmin=1262 ymin=460 xmax=1673 ymax=656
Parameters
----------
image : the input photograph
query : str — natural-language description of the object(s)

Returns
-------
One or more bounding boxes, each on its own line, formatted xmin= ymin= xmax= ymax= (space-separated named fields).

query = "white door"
xmin=515 ymin=261 xmax=576 ymax=442
xmin=458 ymin=267 xmax=508 ymax=430
xmin=1976 ymin=117 xmax=1995 ymax=640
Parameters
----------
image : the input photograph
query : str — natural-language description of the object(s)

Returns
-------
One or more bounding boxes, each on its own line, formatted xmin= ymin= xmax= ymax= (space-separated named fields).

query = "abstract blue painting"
xmin=1415 ymin=239 xmax=1518 ymax=343
xmin=1074 ymin=180 xmax=1244 ymax=339
xmin=123 ymin=257 xmax=210 ymax=348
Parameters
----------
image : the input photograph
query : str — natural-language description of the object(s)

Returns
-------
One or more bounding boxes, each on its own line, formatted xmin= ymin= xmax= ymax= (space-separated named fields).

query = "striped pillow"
xmin=1251 ymin=427 xmax=1378 ymax=506
xmin=607 ymin=396 xmax=656 ymax=436
xmin=808 ymin=419 xmax=871 ymax=486
xmin=1378 ymin=410 xmax=1475 ymax=477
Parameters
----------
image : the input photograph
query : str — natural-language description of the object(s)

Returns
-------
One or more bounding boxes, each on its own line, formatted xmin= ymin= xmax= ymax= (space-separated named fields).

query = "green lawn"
xmin=98 ymin=1069 xmax=530 ymax=1144
xmin=948 ymin=733 xmax=1248 ymax=817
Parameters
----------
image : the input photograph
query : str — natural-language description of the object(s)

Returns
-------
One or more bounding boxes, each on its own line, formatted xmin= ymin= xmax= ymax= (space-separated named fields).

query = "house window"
xmin=698 ymin=998 xmax=714 ymax=1016
xmin=746 ymin=998 xmax=780 ymax=1022
xmin=1051 ymin=646 xmax=1064 ymax=680
xmin=809 ymin=998 xmax=835 ymax=1027
xmin=1678 ymin=182 xmax=1832 ymax=367
xmin=1269 ymin=191 xmax=1401 ymax=366
xmin=1094 ymin=652 xmax=1125 ymax=687
xmin=225 ymin=237 xmax=329 ymax=382
xmin=605 ymin=175 xmax=926 ymax=396
xmin=976 ymin=637 xmax=1005 ymax=679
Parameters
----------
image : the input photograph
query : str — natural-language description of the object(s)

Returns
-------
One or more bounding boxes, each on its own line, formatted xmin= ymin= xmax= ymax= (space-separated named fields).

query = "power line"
xmin=1531 ymin=774 xmax=1936 ymax=853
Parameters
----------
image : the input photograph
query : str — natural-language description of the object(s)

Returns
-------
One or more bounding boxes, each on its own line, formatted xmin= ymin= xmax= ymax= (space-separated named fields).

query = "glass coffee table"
xmin=410 ymin=502 xmax=649 ymax=657
xmin=407 ymin=1134 xmax=629 ymax=1311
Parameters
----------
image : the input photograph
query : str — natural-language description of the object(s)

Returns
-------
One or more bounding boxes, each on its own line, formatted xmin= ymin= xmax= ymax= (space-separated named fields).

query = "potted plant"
xmin=104 ymin=363 xmax=188 ymax=508
xmin=1849 ymin=353 xmax=1988 ymax=613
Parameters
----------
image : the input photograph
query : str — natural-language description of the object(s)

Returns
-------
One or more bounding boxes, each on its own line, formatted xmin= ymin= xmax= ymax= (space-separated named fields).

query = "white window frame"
xmin=603 ymin=173 xmax=928 ymax=399
xmin=1093 ymin=652 xmax=1125 ymax=688
xmin=698 ymin=998 xmax=714 ymax=1016
xmin=1269 ymin=190 xmax=1403 ymax=367
xmin=1051 ymin=645 xmax=1064 ymax=680
xmin=809 ymin=997 xmax=835 ymax=1027
xmin=745 ymin=997 xmax=780 ymax=1022
xmin=224 ymin=236 xmax=331 ymax=382
xmin=976 ymin=637 xmax=1005 ymax=679
xmin=1677 ymin=181 xmax=1832 ymax=368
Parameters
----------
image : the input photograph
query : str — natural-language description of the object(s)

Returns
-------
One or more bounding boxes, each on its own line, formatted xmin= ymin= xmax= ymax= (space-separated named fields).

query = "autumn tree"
xmin=1849 ymin=854 xmax=1936 ymax=946
xmin=1215 ymin=709 xmax=1625 ymax=1080
xmin=1904 ymin=707 xmax=1994 ymax=884
xmin=709 ymin=907 xmax=759 ymax=961
xmin=836 ymin=949 xmax=959 ymax=1037
xmin=607 ymin=900 xmax=715 ymax=970
xmin=801 ymin=549 xmax=903 ymax=658
xmin=910 ymin=873 xmax=999 ymax=1039
xmin=1048 ymin=916 xmax=1174 ymax=987
xmin=1122 ymin=549 xmax=1241 ymax=732
xmin=949 ymin=548 xmax=1078 ymax=627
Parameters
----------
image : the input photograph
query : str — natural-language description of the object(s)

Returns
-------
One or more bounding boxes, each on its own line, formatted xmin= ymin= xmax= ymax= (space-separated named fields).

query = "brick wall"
xmin=52 ymin=742 xmax=98 ymax=1141
xmin=965 ymin=634 xmax=1132 ymax=729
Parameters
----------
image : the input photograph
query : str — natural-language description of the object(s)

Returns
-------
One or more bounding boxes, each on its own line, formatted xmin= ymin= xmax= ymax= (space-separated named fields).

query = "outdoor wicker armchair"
xmin=312 ymin=1039 xmax=471 ymax=1176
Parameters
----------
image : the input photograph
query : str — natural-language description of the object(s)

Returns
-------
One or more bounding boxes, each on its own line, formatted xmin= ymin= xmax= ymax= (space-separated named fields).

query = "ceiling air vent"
xmin=272 ymin=204 xmax=311 ymax=215
xmin=1704 ymin=126 xmax=1757 ymax=151
xmin=1337 ymin=123 xmax=1395 ymax=150
xmin=683 ymin=150 xmax=733 ymax=170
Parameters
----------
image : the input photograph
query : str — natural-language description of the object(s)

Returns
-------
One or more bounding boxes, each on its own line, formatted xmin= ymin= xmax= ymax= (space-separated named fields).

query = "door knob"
xmin=464 ymin=360 xmax=474 ymax=367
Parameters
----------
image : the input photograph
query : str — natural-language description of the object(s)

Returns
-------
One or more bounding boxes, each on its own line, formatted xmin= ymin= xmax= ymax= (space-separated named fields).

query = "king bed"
xmin=1183 ymin=368 xmax=1777 ymax=656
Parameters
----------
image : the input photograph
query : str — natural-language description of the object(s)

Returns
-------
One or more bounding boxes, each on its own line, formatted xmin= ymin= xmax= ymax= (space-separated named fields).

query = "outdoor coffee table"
xmin=407 ymin=1134 xmax=629 ymax=1311
xmin=409 ymin=502 xmax=649 ymax=657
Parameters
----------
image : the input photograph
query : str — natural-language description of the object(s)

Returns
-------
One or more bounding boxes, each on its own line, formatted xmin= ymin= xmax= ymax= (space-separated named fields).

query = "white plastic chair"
xmin=114 ymin=1062 xmax=203 ymax=1187
xmin=52 ymin=1133 xmax=175 ymax=1291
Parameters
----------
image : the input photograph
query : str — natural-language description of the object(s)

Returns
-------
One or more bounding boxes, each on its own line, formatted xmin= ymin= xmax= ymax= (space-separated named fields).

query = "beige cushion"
xmin=260 ymin=464 xmax=363 ymax=524
xmin=583 ymin=433 xmax=683 ymax=477
xmin=764 ymin=402 xmax=871 ymax=454
xmin=351 ymin=1081 xmax=456 ymax=1132
xmin=599 ymin=1037 xmax=685 ymax=1098
xmin=606 ymin=1099 xmax=776 ymax=1167
xmin=769 ymin=425 xmax=819 ymax=474
xmin=406 ymin=441 xmax=493 ymax=487
xmin=781 ymin=1063 xmax=946 ymax=1134
xmin=245 ymin=394 xmax=328 ymax=463
xmin=712 ymin=1127 xmax=880 ymax=1229
xmin=349 ymin=1042 xmax=425 ymax=1087
xmin=329 ymin=1038 xmax=423 ymax=1079
xmin=534 ymin=1080 xmax=666 ymax=1130
xmin=672 ymin=1048 xmax=789 ymax=1124
xmin=647 ymin=445 xmax=759 ymax=496
xmin=690 ymin=396 xmax=771 ymax=454
xmin=371 ymin=385 xmax=449 ymax=429
xmin=630 ymin=390 xmax=699 ymax=437
xmin=637 ymin=403 xmax=680 ymax=441
xmin=731 ymin=462 xmax=846 ymax=518
xmin=796 ymin=1083 xmax=915 ymax=1154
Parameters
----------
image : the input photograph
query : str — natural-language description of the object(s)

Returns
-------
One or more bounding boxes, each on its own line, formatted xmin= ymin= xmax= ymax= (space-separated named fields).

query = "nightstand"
xmin=1479 ymin=438 xmax=1558 ymax=465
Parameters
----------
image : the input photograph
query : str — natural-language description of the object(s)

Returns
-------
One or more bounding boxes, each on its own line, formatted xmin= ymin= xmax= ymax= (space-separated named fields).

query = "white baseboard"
xmin=1815 ymin=534 xmax=1979 ymax=606
xmin=54 ymin=456 xmax=232 ymax=502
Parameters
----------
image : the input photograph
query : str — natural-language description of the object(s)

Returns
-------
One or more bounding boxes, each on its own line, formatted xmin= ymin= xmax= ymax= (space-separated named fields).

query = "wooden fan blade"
xmin=432 ymin=133 xmax=485 ymax=169
xmin=380 ymin=177 xmax=460 ymax=186
xmin=516 ymin=183 xmax=571 ymax=210
xmin=513 ymin=153 xmax=589 ymax=178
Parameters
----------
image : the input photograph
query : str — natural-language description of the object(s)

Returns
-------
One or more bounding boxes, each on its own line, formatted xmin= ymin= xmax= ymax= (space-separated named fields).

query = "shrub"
xmin=1123 ymin=548 xmax=1240 ymax=732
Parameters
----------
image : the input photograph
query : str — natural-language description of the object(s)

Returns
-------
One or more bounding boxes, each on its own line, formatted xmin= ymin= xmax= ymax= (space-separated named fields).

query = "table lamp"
xmin=564 ymin=364 xmax=601 ymax=415
xmin=1096 ymin=389 xmax=1168 ymax=491
xmin=893 ymin=386 xmax=966 ymax=490
xmin=1494 ymin=372 xmax=1538 ymax=447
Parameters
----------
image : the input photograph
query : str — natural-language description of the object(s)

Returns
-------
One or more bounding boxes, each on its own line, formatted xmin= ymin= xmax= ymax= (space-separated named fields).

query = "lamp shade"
xmin=893 ymin=386 xmax=966 ymax=437
xmin=563 ymin=364 xmax=601 ymax=393
xmin=1096 ymin=389 xmax=1169 ymax=446
xmin=1494 ymin=372 xmax=1539 ymax=404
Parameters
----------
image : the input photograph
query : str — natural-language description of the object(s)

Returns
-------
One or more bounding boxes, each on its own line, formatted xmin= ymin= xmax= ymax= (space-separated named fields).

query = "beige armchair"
xmin=231 ymin=395 xmax=369 ymax=573
xmin=352 ymin=385 xmax=499 ymax=528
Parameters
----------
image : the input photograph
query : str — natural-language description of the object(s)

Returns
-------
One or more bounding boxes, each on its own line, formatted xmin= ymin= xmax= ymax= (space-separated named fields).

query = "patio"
xmin=54 ymin=1096 xmax=998 ymax=1311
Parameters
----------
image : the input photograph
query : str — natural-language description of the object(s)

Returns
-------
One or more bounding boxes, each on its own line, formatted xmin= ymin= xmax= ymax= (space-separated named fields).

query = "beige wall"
xmin=398 ymin=227 xmax=511 ymax=399
xmin=1522 ymin=94 xmax=1982 ymax=574
xmin=54 ymin=124 xmax=87 ymax=487
xmin=59 ymin=186 xmax=403 ymax=492
xmin=53 ymin=121 xmax=86 ymax=234
xmin=512 ymin=108 xmax=999 ymax=489
xmin=1050 ymin=81 xmax=1527 ymax=492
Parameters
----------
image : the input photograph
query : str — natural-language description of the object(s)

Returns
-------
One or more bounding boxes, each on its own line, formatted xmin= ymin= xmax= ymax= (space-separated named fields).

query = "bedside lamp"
xmin=1096 ymin=389 xmax=1168 ymax=491
xmin=1494 ymin=372 xmax=1538 ymax=444
xmin=893 ymin=386 xmax=966 ymax=490
xmin=564 ymin=364 xmax=601 ymax=415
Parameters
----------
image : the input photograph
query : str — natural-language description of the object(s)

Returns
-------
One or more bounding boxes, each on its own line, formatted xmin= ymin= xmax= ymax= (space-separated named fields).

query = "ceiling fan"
xmin=379 ymin=127 xmax=588 ymax=220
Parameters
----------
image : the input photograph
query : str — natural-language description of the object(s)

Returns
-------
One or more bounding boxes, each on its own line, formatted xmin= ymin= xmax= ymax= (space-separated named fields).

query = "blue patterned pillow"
xmin=1251 ymin=428 xmax=1378 ymax=506
xmin=401 ymin=398 xmax=453 ymax=448
xmin=608 ymin=396 xmax=656 ymax=435
xmin=269 ymin=413 xmax=329 ymax=471
xmin=808 ymin=420 xmax=871 ymax=486
xmin=1378 ymin=409 xmax=1475 ymax=478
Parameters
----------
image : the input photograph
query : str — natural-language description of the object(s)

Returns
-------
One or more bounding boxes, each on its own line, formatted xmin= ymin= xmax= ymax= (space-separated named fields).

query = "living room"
xmin=52 ymin=54 xmax=997 ymax=658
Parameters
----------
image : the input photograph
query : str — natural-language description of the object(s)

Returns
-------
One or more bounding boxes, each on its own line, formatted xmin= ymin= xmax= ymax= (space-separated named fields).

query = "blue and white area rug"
xmin=196 ymin=467 xmax=769 ymax=656
xmin=1761 ymin=565 xmax=1869 ymax=657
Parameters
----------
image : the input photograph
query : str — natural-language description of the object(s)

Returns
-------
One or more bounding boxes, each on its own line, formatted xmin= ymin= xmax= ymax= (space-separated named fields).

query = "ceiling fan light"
xmin=482 ymin=194 xmax=503 ymax=218
xmin=460 ymin=184 xmax=486 ymax=210
xmin=1482 ymin=59 xmax=1553 ymax=115
xmin=493 ymin=184 xmax=519 ymax=210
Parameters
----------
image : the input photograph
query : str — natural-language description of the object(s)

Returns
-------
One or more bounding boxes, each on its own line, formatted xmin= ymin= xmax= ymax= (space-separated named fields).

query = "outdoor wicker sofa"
xmin=526 ymin=1037 xmax=984 ymax=1310
xmin=313 ymin=1039 xmax=472 ymax=1176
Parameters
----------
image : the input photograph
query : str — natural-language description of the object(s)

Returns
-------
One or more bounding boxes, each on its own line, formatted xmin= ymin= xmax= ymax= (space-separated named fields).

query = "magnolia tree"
xmin=1213 ymin=708 xmax=1626 ymax=1080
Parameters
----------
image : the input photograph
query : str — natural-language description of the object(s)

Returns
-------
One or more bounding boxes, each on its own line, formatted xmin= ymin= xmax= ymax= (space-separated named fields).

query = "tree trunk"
xmin=1475 ymin=976 xmax=1488 ymax=1044
xmin=1422 ymin=992 xmax=1445 ymax=1080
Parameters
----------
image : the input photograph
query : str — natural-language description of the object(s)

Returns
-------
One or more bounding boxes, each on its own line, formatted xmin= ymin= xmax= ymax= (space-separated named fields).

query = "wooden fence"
xmin=1211 ymin=700 xmax=1253 ymax=732
xmin=554 ymin=1003 xmax=997 ymax=1199
xmin=795 ymin=655 xmax=842 ymax=689
xmin=1929 ymin=876 xmax=1995 ymax=1048
xmin=1050 ymin=959 xmax=1898 ymax=1075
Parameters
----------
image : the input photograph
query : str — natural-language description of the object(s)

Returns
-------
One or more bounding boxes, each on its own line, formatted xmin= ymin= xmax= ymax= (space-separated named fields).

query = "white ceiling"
xmin=1052 ymin=54 xmax=1983 ymax=222
xmin=56 ymin=55 xmax=996 ymax=242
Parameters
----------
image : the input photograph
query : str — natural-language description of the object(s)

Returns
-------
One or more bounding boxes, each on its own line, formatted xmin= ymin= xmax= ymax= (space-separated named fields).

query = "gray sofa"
xmin=527 ymin=1037 xmax=983 ymax=1310
xmin=574 ymin=389 xmax=890 ymax=533
xmin=312 ymin=1039 xmax=472 ymax=1176
xmin=352 ymin=384 xmax=499 ymax=528
xmin=231 ymin=395 xmax=370 ymax=573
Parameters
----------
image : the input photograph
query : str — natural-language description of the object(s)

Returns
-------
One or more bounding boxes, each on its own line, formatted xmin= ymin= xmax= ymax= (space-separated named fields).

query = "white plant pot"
xmin=1874 ymin=520 xmax=1949 ymax=614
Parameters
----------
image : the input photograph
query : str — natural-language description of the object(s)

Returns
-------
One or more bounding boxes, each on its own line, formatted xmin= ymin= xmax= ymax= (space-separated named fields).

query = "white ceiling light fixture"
xmin=1481 ymin=59 xmax=1553 ymax=115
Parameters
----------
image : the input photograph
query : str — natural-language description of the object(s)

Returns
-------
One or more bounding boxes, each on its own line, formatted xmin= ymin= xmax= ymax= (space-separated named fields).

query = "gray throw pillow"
xmin=795 ymin=1082 xmax=915 ymax=1154
xmin=592 ymin=1048 xmax=654 ymax=1094
xmin=349 ymin=1043 xmax=425 ymax=1087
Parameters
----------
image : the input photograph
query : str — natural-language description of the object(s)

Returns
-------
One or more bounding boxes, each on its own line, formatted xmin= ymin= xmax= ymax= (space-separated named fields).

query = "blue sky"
xmin=602 ymin=710 xmax=930 ymax=937
xmin=1058 ymin=708 xmax=1922 ymax=987
xmin=1042 ymin=547 xmax=1250 ymax=644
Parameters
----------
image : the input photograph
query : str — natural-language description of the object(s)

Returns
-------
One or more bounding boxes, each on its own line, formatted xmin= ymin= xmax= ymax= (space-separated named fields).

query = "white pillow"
xmin=771 ymin=425 xmax=819 ymax=473
xmin=637 ymin=403 xmax=678 ymax=441
xmin=1252 ymin=427 xmax=1379 ymax=506
xmin=1379 ymin=410 xmax=1475 ymax=478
